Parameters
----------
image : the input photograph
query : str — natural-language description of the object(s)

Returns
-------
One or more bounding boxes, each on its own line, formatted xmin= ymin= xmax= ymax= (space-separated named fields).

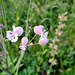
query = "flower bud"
xmin=21 ymin=37 xmax=28 ymax=46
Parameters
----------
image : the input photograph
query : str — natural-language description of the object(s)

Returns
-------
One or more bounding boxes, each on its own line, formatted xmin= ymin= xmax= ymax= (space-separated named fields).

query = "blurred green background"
xmin=0 ymin=0 xmax=75 ymax=75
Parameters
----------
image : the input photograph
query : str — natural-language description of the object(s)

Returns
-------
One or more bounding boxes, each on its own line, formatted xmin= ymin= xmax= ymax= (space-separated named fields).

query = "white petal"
xmin=6 ymin=30 xmax=18 ymax=42
xmin=13 ymin=26 xmax=16 ymax=32
xmin=19 ymin=45 xmax=26 ymax=51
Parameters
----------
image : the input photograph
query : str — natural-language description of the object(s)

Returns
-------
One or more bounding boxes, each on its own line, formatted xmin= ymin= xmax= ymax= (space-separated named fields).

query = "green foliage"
xmin=0 ymin=0 xmax=75 ymax=75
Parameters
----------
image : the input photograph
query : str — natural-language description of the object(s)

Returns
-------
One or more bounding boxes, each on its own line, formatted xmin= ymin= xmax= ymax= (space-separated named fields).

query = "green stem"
xmin=1 ymin=30 xmax=14 ymax=74
xmin=1 ymin=0 xmax=14 ymax=71
xmin=47 ymin=64 xmax=52 ymax=75
xmin=14 ymin=51 xmax=25 ymax=72
xmin=14 ymin=0 xmax=31 ymax=74
xmin=25 ymin=0 xmax=31 ymax=35
xmin=1 ymin=0 xmax=7 ymax=31
xmin=8 ymin=49 xmax=15 ymax=73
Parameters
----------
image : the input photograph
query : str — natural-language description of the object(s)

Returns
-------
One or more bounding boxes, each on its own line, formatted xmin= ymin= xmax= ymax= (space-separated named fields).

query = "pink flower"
xmin=6 ymin=26 xmax=23 ymax=42
xmin=21 ymin=37 xmax=28 ymax=46
xmin=38 ymin=32 xmax=49 ymax=45
xmin=29 ymin=42 xmax=33 ymax=45
xmin=13 ymin=26 xmax=23 ymax=36
xmin=19 ymin=37 xmax=28 ymax=50
xmin=34 ymin=25 xmax=44 ymax=35
xmin=28 ymin=42 xmax=33 ymax=46
xmin=38 ymin=38 xmax=48 ymax=45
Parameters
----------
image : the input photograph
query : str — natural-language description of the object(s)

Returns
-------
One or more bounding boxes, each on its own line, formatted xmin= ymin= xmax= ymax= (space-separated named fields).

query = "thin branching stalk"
xmin=29 ymin=34 xmax=36 ymax=44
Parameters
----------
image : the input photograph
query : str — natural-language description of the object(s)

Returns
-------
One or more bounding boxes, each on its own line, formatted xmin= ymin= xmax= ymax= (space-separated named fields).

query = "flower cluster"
xmin=0 ymin=51 xmax=7 ymax=66
xmin=6 ymin=26 xmax=23 ymax=42
xmin=0 ymin=24 xmax=5 ymax=47
xmin=58 ymin=12 xmax=68 ymax=21
xmin=49 ymin=58 xmax=57 ymax=66
xmin=34 ymin=25 xmax=49 ymax=45
xmin=6 ymin=25 xmax=49 ymax=52
xmin=49 ymin=12 xmax=68 ymax=66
